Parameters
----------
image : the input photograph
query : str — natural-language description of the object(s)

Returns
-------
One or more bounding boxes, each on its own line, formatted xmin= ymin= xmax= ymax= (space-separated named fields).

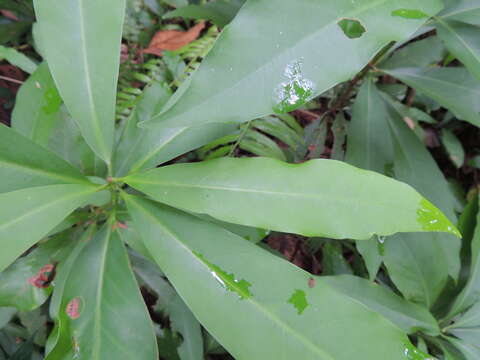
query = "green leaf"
xmin=0 ymin=183 xmax=102 ymax=272
xmin=439 ymin=0 xmax=480 ymax=26
xmin=449 ymin=196 xmax=480 ymax=317
xmin=144 ymin=0 xmax=443 ymax=129
xmin=48 ymin=109 xmax=107 ymax=177
xmin=114 ymin=81 xmax=234 ymax=177
xmin=436 ymin=19 xmax=480 ymax=81
xmin=380 ymin=36 xmax=445 ymax=69
xmin=0 ymin=124 xmax=90 ymax=193
xmin=382 ymin=67 xmax=480 ymax=128
xmin=391 ymin=8 xmax=429 ymax=19
xmin=0 ymin=45 xmax=36 ymax=74
xmin=321 ymin=275 xmax=440 ymax=336
xmin=0 ymin=231 xmax=75 ymax=311
xmin=345 ymin=77 xmax=393 ymax=174
xmin=125 ymin=157 xmax=460 ymax=240
xmin=11 ymin=63 xmax=62 ymax=146
xmin=45 ymin=222 xmax=158 ymax=360
xmin=163 ymin=0 xmax=244 ymax=27
xmin=381 ymin=93 xmax=461 ymax=307
xmin=321 ymin=242 xmax=353 ymax=276
xmin=167 ymin=296 xmax=203 ymax=360
xmin=124 ymin=195 xmax=425 ymax=360
xmin=33 ymin=0 xmax=127 ymax=163
xmin=441 ymin=129 xmax=465 ymax=168
xmin=443 ymin=336 xmax=480 ymax=360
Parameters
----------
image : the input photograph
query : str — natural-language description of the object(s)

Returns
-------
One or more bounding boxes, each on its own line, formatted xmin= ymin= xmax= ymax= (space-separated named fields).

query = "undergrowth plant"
xmin=1 ymin=0 xmax=480 ymax=359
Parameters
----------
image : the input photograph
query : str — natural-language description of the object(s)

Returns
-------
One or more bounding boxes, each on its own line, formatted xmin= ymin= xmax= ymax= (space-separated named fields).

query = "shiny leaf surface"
xmin=145 ymin=0 xmax=442 ymax=130
xmin=125 ymin=195 xmax=424 ymax=360
xmin=0 ymin=184 xmax=102 ymax=272
xmin=33 ymin=0 xmax=126 ymax=163
xmin=125 ymin=157 xmax=459 ymax=240
xmin=45 ymin=222 xmax=158 ymax=360
xmin=0 ymin=124 xmax=90 ymax=193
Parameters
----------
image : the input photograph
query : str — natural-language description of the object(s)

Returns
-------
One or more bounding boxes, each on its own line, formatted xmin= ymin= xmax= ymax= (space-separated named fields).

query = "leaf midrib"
xmin=0 ymin=157 xmax=86 ymax=185
xmin=77 ymin=0 xmax=109 ymax=161
xmin=127 ymin=178 xmax=414 ymax=212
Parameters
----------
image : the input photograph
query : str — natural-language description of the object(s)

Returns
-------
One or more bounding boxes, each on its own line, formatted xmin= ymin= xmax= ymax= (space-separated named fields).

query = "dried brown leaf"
xmin=144 ymin=22 xmax=206 ymax=56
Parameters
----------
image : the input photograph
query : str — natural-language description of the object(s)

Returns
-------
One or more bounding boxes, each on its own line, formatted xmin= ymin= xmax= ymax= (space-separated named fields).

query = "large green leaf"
xmin=11 ymin=63 xmax=62 ymax=146
xmin=345 ymin=77 xmax=393 ymax=279
xmin=382 ymin=67 xmax=480 ymax=127
xmin=0 ymin=183 xmax=102 ymax=272
xmin=320 ymin=275 xmax=440 ymax=336
xmin=0 ymin=124 xmax=90 ymax=193
xmin=379 ymin=92 xmax=461 ymax=307
xmin=45 ymin=222 xmax=158 ymax=360
xmin=124 ymin=195 xmax=430 ymax=360
xmin=436 ymin=19 xmax=480 ymax=81
xmin=439 ymin=0 xmax=480 ymax=25
xmin=144 ymin=0 xmax=443 ymax=130
xmin=114 ymin=81 xmax=234 ymax=177
xmin=33 ymin=0 xmax=126 ymax=163
xmin=124 ymin=157 xmax=459 ymax=240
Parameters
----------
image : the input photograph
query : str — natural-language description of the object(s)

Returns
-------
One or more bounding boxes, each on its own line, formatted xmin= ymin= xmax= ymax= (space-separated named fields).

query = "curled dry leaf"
xmin=143 ymin=22 xmax=206 ymax=56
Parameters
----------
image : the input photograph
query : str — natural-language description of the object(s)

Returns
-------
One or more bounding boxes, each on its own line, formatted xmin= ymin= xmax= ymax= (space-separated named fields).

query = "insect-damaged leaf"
xmin=124 ymin=194 xmax=431 ymax=360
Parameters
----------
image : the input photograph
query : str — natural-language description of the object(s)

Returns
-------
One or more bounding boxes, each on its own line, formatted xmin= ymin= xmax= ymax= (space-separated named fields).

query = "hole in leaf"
xmin=338 ymin=18 xmax=366 ymax=39
xmin=391 ymin=9 xmax=429 ymax=19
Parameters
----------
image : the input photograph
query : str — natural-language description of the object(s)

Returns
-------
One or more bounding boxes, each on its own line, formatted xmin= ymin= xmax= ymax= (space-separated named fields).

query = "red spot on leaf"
xmin=28 ymin=264 xmax=55 ymax=288
xmin=308 ymin=277 xmax=316 ymax=288
xmin=66 ymin=297 xmax=82 ymax=320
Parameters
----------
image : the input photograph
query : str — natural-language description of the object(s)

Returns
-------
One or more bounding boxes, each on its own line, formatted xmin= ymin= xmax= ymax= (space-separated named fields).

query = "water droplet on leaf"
xmin=403 ymin=342 xmax=435 ymax=359
xmin=417 ymin=199 xmax=461 ymax=237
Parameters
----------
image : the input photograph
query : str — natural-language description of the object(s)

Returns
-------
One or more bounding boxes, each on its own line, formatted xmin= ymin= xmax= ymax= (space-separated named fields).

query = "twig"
xmin=0 ymin=75 xmax=23 ymax=84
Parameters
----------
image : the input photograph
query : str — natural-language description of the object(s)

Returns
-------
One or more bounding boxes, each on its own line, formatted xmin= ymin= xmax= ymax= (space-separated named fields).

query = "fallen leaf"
xmin=144 ymin=22 xmax=206 ymax=56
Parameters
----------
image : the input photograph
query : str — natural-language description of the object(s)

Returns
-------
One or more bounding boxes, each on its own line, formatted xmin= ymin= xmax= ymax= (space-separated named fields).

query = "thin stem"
xmin=228 ymin=120 xmax=253 ymax=157
xmin=0 ymin=75 xmax=23 ymax=84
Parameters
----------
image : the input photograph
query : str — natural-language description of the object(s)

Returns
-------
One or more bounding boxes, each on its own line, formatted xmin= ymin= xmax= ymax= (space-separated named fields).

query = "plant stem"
xmin=0 ymin=75 xmax=23 ymax=84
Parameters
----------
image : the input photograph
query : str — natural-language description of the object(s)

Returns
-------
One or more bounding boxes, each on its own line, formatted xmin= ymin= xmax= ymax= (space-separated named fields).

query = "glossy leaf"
xmin=125 ymin=195 xmax=425 ymax=360
xmin=125 ymin=157 xmax=459 ymax=240
xmin=0 ymin=183 xmax=102 ymax=272
xmin=0 ymin=231 xmax=75 ymax=311
xmin=33 ymin=0 xmax=127 ymax=163
xmin=383 ymin=67 xmax=480 ymax=127
xmin=0 ymin=45 xmax=37 ymax=74
xmin=114 ymin=81 xmax=234 ymax=177
xmin=0 ymin=124 xmax=90 ymax=193
xmin=145 ymin=0 xmax=443 ymax=130
xmin=45 ymin=222 xmax=158 ymax=360
xmin=443 ymin=336 xmax=480 ymax=360
xmin=436 ymin=19 xmax=480 ymax=81
xmin=11 ymin=63 xmax=62 ymax=146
